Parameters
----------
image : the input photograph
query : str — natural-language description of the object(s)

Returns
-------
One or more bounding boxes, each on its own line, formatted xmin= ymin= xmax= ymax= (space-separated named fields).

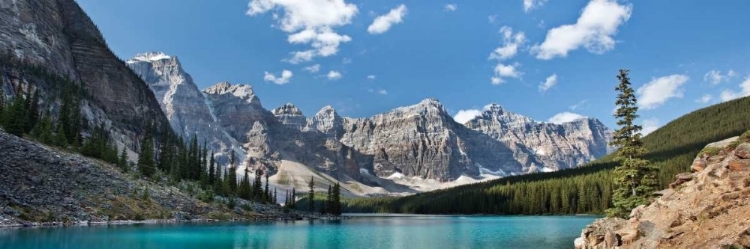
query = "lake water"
xmin=0 ymin=214 xmax=597 ymax=249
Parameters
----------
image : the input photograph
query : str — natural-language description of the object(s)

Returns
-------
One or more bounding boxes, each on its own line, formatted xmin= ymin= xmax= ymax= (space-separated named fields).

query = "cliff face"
xmin=464 ymin=104 xmax=612 ymax=172
xmin=126 ymin=53 xmax=243 ymax=164
xmin=0 ymin=0 xmax=170 ymax=149
xmin=576 ymin=136 xmax=750 ymax=249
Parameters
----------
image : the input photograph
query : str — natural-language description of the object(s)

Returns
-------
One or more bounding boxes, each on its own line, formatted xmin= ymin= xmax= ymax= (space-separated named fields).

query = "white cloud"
xmin=488 ymin=15 xmax=497 ymax=23
xmin=636 ymin=74 xmax=689 ymax=109
xmin=523 ymin=0 xmax=547 ymax=13
xmin=367 ymin=5 xmax=408 ymax=35
xmin=720 ymin=77 xmax=750 ymax=102
xmin=532 ymin=0 xmax=632 ymax=60
xmin=264 ymin=70 xmax=294 ymax=85
xmin=247 ymin=0 xmax=358 ymax=63
xmin=327 ymin=70 xmax=342 ymax=80
xmin=548 ymin=112 xmax=586 ymax=124
xmin=489 ymin=26 xmax=527 ymax=61
xmin=367 ymin=75 xmax=376 ymax=80
xmin=444 ymin=4 xmax=457 ymax=12
xmin=303 ymin=64 xmax=321 ymax=73
xmin=539 ymin=74 xmax=558 ymax=92
xmin=342 ymin=57 xmax=352 ymax=64
xmin=704 ymin=69 xmax=736 ymax=85
xmin=570 ymin=100 xmax=588 ymax=110
xmin=454 ymin=109 xmax=483 ymax=124
xmin=641 ymin=118 xmax=659 ymax=136
xmin=491 ymin=63 xmax=522 ymax=84
xmin=696 ymin=94 xmax=713 ymax=104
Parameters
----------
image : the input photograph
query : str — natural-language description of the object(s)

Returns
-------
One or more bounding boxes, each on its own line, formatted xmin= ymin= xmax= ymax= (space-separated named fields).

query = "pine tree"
xmin=326 ymin=185 xmax=333 ymax=214
xmin=157 ymin=123 xmax=172 ymax=172
xmin=54 ymin=122 xmax=68 ymax=147
xmin=3 ymin=90 xmax=27 ymax=136
xmin=25 ymin=89 xmax=39 ymax=133
xmin=0 ymin=84 xmax=5 ymax=120
xmin=119 ymin=146 xmax=128 ymax=171
xmin=239 ymin=169 xmax=251 ymax=200
xmin=607 ymin=69 xmax=659 ymax=218
xmin=291 ymin=188 xmax=296 ymax=208
xmin=332 ymin=183 xmax=341 ymax=216
xmin=253 ymin=170 xmax=263 ymax=201
xmin=208 ymin=151 xmax=216 ymax=185
xmin=308 ymin=177 xmax=315 ymax=211
xmin=284 ymin=190 xmax=290 ymax=207
xmin=137 ymin=132 xmax=156 ymax=178
xmin=273 ymin=188 xmax=278 ymax=204
xmin=189 ymin=136 xmax=198 ymax=180
xmin=264 ymin=173 xmax=270 ymax=202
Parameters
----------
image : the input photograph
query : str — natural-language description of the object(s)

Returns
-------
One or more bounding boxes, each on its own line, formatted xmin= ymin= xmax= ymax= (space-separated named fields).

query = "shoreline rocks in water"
xmin=575 ymin=137 xmax=750 ymax=248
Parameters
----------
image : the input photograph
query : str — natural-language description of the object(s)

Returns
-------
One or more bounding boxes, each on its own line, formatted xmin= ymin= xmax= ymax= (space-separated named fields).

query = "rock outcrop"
xmin=126 ymin=53 xmax=244 ymax=164
xmin=0 ymin=0 xmax=170 ymax=150
xmin=464 ymin=104 xmax=612 ymax=172
xmin=0 ymin=130 xmax=257 ymax=226
xmin=575 ymin=137 xmax=750 ymax=248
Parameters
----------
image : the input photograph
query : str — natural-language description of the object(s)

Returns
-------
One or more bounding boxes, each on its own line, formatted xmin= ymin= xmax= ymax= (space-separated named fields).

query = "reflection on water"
xmin=0 ymin=215 xmax=598 ymax=249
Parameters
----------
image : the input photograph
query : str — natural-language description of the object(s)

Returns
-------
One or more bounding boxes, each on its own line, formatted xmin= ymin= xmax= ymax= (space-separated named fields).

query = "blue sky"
xmin=76 ymin=0 xmax=750 ymax=133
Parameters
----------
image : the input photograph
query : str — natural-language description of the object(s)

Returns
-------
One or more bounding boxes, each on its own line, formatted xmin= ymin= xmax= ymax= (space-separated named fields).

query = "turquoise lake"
xmin=0 ymin=214 xmax=598 ymax=249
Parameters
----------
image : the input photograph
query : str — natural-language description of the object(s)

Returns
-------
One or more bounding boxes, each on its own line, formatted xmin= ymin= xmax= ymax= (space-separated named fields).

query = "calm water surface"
xmin=0 ymin=214 xmax=597 ymax=249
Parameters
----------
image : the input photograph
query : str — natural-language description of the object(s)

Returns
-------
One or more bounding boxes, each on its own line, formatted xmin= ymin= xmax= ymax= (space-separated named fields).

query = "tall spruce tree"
xmin=308 ymin=177 xmax=315 ymax=211
xmin=332 ymin=183 xmax=341 ymax=216
xmin=253 ymin=170 xmax=263 ymax=201
xmin=137 ymin=131 xmax=156 ymax=178
xmin=239 ymin=169 xmax=251 ymax=200
xmin=208 ymin=151 xmax=216 ymax=185
xmin=291 ymin=188 xmax=296 ymax=208
xmin=227 ymin=152 xmax=238 ymax=194
xmin=326 ymin=185 xmax=333 ymax=214
xmin=607 ymin=69 xmax=659 ymax=218
xmin=264 ymin=173 xmax=270 ymax=202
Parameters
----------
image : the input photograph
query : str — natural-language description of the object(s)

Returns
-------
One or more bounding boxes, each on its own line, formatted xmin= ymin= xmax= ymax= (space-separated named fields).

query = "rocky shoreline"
xmin=575 ymin=137 xmax=750 ymax=248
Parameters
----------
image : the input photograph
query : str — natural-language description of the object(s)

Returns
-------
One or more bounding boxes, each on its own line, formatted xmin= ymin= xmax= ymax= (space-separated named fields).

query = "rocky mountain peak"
xmin=272 ymin=103 xmax=304 ymax=116
xmin=204 ymin=82 xmax=260 ymax=105
xmin=126 ymin=52 xmax=173 ymax=63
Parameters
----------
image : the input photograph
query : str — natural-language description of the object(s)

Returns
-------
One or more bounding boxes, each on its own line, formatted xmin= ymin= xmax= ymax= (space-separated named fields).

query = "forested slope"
xmin=342 ymin=96 xmax=750 ymax=214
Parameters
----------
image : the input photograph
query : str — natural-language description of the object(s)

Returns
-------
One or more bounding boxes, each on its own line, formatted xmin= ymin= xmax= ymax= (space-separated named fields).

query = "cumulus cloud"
xmin=720 ymin=77 xmax=750 ymax=102
xmin=327 ymin=70 xmax=342 ymax=80
xmin=704 ymin=69 xmax=736 ymax=85
xmin=696 ymin=94 xmax=713 ymax=104
xmin=636 ymin=74 xmax=689 ymax=109
xmin=488 ymin=27 xmax=525 ymax=85
xmin=548 ymin=112 xmax=586 ymax=124
xmin=489 ymin=26 xmax=527 ymax=61
xmin=523 ymin=0 xmax=547 ymax=12
xmin=539 ymin=74 xmax=558 ymax=92
xmin=491 ymin=63 xmax=522 ymax=85
xmin=641 ymin=118 xmax=660 ymax=136
xmin=264 ymin=70 xmax=293 ymax=85
xmin=444 ymin=4 xmax=457 ymax=12
xmin=368 ymin=5 xmax=408 ymax=35
xmin=367 ymin=75 xmax=376 ymax=80
xmin=304 ymin=64 xmax=321 ymax=73
xmin=247 ymin=0 xmax=358 ymax=63
xmin=532 ymin=0 xmax=632 ymax=60
xmin=454 ymin=109 xmax=483 ymax=124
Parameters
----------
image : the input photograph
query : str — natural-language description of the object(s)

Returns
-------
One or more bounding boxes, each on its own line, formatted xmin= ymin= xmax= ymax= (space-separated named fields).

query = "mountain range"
xmin=126 ymin=52 xmax=612 ymax=195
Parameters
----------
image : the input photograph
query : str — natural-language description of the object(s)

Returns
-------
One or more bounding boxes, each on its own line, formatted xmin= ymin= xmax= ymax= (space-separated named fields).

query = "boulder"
xmin=735 ymin=143 xmax=750 ymax=159
xmin=604 ymin=231 xmax=622 ymax=247
xmin=726 ymin=159 xmax=750 ymax=171
xmin=691 ymin=156 xmax=707 ymax=172
xmin=670 ymin=173 xmax=693 ymax=189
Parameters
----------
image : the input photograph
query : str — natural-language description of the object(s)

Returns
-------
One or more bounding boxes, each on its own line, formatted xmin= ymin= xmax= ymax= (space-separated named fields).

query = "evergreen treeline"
xmin=343 ymin=83 xmax=750 ymax=215
xmin=0 ymin=53 xmax=278 ymax=208
xmin=294 ymin=182 xmax=342 ymax=216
